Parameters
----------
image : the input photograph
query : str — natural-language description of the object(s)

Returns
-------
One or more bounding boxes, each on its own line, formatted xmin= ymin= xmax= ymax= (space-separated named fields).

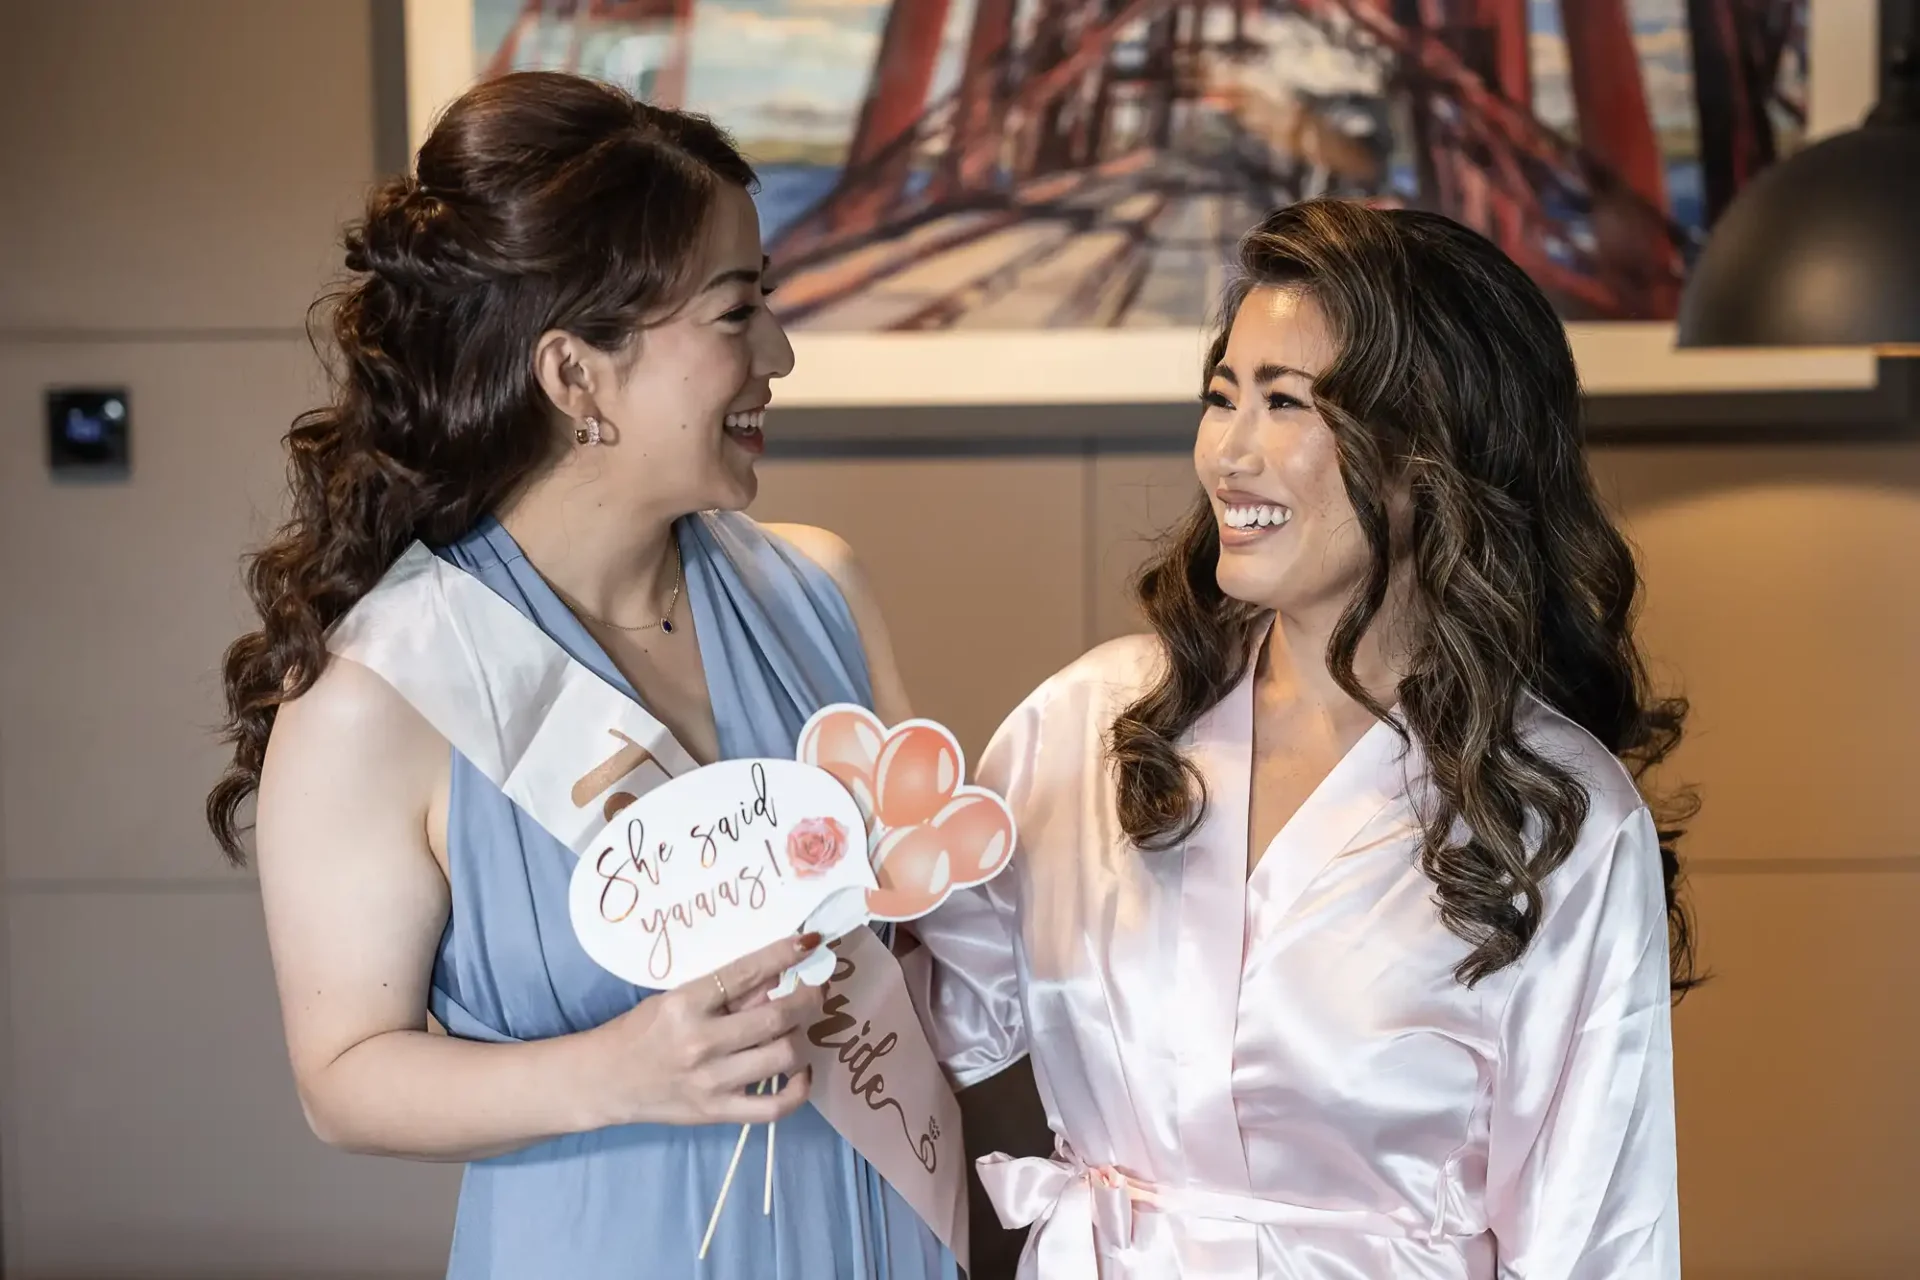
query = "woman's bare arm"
xmin=256 ymin=655 xmax=820 ymax=1162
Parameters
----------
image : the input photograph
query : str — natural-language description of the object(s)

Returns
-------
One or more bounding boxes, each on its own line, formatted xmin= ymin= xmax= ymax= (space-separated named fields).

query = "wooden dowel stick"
xmin=763 ymin=1075 xmax=780 ymax=1215
xmin=699 ymin=1111 xmax=757 ymax=1260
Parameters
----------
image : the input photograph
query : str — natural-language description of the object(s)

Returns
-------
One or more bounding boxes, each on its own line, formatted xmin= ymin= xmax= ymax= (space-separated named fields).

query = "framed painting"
xmin=396 ymin=0 xmax=1889 ymax=411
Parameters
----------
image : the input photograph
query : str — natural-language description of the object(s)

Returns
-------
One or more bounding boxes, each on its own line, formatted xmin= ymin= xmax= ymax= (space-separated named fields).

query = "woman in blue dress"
xmin=207 ymin=71 xmax=955 ymax=1280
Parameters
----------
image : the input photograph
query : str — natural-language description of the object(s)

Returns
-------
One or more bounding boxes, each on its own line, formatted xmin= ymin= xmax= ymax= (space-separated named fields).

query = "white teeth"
xmin=1223 ymin=503 xmax=1290 ymax=530
xmin=723 ymin=409 xmax=766 ymax=433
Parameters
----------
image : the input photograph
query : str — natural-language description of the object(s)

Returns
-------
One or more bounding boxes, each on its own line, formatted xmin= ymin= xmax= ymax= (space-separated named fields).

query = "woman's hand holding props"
xmin=578 ymin=932 xmax=822 ymax=1128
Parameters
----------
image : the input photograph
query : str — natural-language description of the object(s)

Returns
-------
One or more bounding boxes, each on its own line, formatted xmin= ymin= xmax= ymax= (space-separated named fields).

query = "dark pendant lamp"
xmin=1676 ymin=25 xmax=1920 ymax=352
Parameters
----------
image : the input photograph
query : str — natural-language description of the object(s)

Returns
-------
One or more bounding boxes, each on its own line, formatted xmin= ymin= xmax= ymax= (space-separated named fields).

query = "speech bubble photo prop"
xmin=568 ymin=758 xmax=874 ymax=993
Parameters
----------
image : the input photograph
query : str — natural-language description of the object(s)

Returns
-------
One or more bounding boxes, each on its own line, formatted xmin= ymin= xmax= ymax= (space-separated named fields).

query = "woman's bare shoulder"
xmin=760 ymin=521 xmax=913 ymax=722
xmin=259 ymin=653 xmax=446 ymax=832
xmin=761 ymin=522 xmax=863 ymax=594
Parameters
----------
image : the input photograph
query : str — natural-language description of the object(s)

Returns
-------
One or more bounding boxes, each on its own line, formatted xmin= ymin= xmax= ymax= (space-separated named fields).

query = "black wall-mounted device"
xmin=46 ymin=387 xmax=131 ymax=476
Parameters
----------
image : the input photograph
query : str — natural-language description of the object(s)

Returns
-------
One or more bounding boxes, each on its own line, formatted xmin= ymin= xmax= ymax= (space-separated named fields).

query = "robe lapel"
xmin=1245 ymin=716 xmax=1410 ymax=930
xmin=1167 ymin=645 xmax=1416 ymax=1186
xmin=1164 ymin=660 xmax=1264 ymax=1276
xmin=1171 ymin=659 xmax=1257 ymax=1192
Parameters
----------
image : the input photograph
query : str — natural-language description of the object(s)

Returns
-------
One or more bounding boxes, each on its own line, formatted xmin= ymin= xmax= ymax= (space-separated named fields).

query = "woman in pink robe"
xmin=913 ymin=201 xmax=1692 ymax=1279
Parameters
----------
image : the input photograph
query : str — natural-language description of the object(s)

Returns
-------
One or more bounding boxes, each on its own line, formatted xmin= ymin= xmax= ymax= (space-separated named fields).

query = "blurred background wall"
xmin=0 ymin=2 xmax=1914 ymax=1277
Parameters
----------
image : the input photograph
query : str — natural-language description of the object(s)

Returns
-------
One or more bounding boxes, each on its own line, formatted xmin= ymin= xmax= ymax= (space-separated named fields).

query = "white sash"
xmin=327 ymin=542 xmax=969 ymax=1269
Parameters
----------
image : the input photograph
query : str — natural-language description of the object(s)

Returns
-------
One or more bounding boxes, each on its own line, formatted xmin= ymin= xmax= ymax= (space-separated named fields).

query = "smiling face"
xmin=1196 ymin=286 xmax=1373 ymax=626
xmin=555 ymin=183 xmax=796 ymax=514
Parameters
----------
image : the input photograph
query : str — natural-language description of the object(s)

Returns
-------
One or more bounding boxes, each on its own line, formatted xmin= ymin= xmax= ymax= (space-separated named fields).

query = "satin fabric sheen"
xmin=913 ymin=633 xmax=1679 ymax=1279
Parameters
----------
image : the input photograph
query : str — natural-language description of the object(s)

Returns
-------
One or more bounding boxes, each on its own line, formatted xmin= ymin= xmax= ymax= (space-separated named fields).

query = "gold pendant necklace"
xmin=554 ymin=541 xmax=684 ymax=634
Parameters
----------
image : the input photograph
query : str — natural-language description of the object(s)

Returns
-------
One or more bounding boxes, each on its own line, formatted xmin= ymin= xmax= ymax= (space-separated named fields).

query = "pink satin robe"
xmin=912 ymin=635 xmax=1679 ymax=1279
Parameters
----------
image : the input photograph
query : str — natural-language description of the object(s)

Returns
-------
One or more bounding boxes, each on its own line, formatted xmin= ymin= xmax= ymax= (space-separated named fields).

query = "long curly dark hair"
xmin=1110 ymin=199 xmax=1697 ymax=994
xmin=206 ymin=72 xmax=756 ymax=865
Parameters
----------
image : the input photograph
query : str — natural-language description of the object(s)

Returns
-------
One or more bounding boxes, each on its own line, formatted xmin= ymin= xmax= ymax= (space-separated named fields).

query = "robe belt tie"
xmin=976 ymin=1141 xmax=1425 ymax=1280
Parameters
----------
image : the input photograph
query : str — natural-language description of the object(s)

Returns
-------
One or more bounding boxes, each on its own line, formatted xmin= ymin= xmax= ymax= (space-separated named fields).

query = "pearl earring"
xmin=575 ymin=416 xmax=602 ymax=446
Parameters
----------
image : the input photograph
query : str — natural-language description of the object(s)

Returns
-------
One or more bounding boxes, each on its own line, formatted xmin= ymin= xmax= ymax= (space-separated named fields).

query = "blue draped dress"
xmin=426 ymin=512 xmax=956 ymax=1280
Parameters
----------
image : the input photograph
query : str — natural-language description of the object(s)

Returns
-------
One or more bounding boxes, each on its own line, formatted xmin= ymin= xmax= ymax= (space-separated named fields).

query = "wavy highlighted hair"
xmin=1109 ymin=199 xmax=1697 ymax=994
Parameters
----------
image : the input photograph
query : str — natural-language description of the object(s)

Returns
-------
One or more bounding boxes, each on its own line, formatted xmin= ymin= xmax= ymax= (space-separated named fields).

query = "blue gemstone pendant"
xmin=660 ymin=618 xmax=675 ymax=635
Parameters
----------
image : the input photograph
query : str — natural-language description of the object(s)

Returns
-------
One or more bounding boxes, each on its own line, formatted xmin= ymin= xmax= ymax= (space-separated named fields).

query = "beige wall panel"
xmin=0 ymin=1 xmax=374 ymax=333
xmin=0 ymin=340 xmax=312 ymax=883
xmin=1594 ymin=447 xmax=1920 ymax=863
xmin=1674 ymin=869 xmax=1920 ymax=1280
xmin=752 ymin=456 xmax=1090 ymax=759
xmin=1088 ymin=451 xmax=1201 ymax=643
xmin=3 ymin=887 xmax=458 ymax=1278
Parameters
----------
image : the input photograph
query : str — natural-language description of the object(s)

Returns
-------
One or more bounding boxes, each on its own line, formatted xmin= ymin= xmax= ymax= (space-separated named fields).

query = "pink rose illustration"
xmin=787 ymin=816 xmax=849 ymax=880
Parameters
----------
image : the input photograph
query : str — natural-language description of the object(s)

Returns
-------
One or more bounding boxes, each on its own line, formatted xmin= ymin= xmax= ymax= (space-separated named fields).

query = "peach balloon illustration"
xmin=873 ymin=724 xmax=961 ymax=830
xmin=924 ymin=792 xmax=1014 ymax=880
xmin=796 ymin=704 xmax=885 ymax=820
xmin=796 ymin=703 xmax=1020 ymax=926
xmin=863 ymin=793 xmax=1017 ymax=920
xmin=864 ymin=824 xmax=950 ymax=920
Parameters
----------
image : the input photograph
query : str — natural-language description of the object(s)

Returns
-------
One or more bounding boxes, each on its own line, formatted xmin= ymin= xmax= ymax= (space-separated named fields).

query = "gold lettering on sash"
xmin=807 ymin=952 xmax=942 ymax=1174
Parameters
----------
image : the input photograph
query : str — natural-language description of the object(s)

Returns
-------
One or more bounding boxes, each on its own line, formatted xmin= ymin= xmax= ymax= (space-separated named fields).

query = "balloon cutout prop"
xmin=795 ymin=704 xmax=1016 ymax=937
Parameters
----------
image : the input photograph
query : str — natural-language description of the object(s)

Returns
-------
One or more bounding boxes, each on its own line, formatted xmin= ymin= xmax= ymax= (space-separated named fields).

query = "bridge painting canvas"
xmin=407 ymin=0 xmax=1876 ymax=403
xmin=465 ymin=0 xmax=1806 ymax=333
